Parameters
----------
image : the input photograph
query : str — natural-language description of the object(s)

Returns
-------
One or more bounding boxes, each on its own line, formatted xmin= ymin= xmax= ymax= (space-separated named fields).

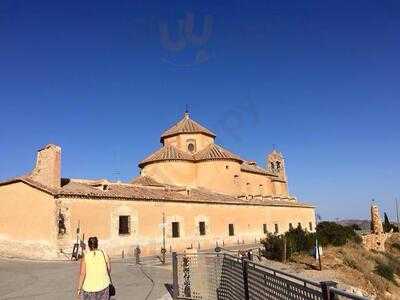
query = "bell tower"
xmin=267 ymin=149 xmax=286 ymax=181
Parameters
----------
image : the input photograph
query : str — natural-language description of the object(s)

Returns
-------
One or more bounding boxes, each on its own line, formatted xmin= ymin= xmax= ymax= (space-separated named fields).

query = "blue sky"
xmin=1 ymin=0 xmax=399 ymax=220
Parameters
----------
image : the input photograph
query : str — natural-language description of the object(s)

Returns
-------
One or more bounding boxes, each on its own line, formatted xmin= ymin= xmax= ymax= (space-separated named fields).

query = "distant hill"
xmin=335 ymin=219 xmax=371 ymax=231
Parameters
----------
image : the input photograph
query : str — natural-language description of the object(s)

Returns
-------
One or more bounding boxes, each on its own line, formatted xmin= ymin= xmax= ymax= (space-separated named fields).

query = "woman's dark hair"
xmin=88 ymin=237 xmax=98 ymax=251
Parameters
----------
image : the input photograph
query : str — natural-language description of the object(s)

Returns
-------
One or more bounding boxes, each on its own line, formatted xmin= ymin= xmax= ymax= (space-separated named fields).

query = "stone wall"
xmin=361 ymin=233 xmax=389 ymax=252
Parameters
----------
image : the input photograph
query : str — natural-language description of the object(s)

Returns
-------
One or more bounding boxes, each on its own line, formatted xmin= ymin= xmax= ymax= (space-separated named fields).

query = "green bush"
xmin=375 ymin=262 xmax=395 ymax=282
xmin=316 ymin=222 xmax=361 ymax=246
xmin=261 ymin=234 xmax=285 ymax=261
xmin=350 ymin=224 xmax=361 ymax=231
xmin=261 ymin=226 xmax=316 ymax=261
xmin=285 ymin=226 xmax=315 ymax=257
xmin=261 ymin=222 xmax=361 ymax=262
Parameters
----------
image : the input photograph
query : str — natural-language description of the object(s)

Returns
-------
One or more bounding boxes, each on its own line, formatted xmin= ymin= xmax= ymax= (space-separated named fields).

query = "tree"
xmin=383 ymin=212 xmax=399 ymax=233
xmin=383 ymin=213 xmax=391 ymax=233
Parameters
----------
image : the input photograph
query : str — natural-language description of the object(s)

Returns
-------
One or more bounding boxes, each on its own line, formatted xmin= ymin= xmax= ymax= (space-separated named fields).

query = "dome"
xmin=160 ymin=112 xmax=216 ymax=143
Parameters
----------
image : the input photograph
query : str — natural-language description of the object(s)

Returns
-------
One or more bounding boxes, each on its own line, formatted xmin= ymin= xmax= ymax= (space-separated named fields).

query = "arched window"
xmin=186 ymin=139 xmax=196 ymax=153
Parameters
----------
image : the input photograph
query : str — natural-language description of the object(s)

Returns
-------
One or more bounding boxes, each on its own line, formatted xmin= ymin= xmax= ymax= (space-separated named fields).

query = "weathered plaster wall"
xmin=142 ymin=161 xmax=196 ymax=186
xmin=195 ymin=160 xmax=242 ymax=195
xmin=58 ymin=197 xmax=315 ymax=257
xmin=142 ymin=158 xmax=288 ymax=197
xmin=0 ymin=182 xmax=58 ymax=259
xmin=239 ymin=171 xmax=274 ymax=196
xmin=272 ymin=180 xmax=289 ymax=196
xmin=163 ymin=133 xmax=214 ymax=153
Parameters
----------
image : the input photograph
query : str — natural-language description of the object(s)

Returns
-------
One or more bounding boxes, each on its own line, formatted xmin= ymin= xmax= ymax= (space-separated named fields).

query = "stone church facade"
xmin=0 ymin=113 xmax=315 ymax=259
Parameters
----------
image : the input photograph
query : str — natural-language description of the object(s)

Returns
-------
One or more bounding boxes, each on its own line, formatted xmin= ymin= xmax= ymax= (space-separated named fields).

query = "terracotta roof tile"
xmin=0 ymin=176 xmax=313 ymax=208
xmin=160 ymin=113 xmax=216 ymax=142
xmin=193 ymin=143 xmax=243 ymax=162
xmin=57 ymin=180 xmax=313 ymax=208
xmin=139 ymin=143 xmax=244 ymax=167
xmin=130 ymin=175 xmax=165 ymax=187
xmin=139 ymin=145 xmax=194 ymax=167
xmin=241 ymin=161 xmax=276 ymax=176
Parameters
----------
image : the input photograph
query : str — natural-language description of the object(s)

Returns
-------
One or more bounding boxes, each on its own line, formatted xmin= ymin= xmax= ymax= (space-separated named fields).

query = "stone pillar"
xmin=371 ymin=204 xmax=383 ymax=234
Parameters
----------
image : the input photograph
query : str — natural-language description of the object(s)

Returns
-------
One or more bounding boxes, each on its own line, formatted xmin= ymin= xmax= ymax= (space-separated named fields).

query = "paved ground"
xmin=0 ymin=258 xmax=173 ymax=300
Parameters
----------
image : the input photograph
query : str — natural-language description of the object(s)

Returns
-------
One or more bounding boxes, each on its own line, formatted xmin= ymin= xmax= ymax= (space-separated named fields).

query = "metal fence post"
xmin=320 ymin=281 xmax=337 ymax=300
xmin=242 ymin=259 xmax=250 ymax=300
xmin=172 ymin=252 xmax=179 ymax=300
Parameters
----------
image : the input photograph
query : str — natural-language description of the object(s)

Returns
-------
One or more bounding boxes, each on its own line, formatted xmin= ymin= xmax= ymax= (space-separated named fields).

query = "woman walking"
xmin=76 ymin=237 xmax=113 ymax=300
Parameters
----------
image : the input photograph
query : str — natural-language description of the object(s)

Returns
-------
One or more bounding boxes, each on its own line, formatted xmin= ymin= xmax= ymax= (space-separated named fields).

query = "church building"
xmin=0 ymin=112 xmax=315 ymax=259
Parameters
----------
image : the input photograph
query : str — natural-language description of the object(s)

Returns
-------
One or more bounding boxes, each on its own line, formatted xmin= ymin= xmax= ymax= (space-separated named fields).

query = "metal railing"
xmin=172 ymin=251 xmax=370 ymax=300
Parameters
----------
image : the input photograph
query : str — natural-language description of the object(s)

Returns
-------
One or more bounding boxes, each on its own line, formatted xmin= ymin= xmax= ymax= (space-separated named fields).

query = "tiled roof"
xmin=130 ymin=175 xmax=165 ymax=187
xmin=0 ymin=176 xmax=313 ymax=208
xmin=58 ymin=179 xmax=313 ymax=208
xmin=0 ymin=175 xmax=59 ymax=195
xmin=139 ymin=143 xmax=244 ymax=167
xmin=160 ymin=113 xmax=216 ymax=142
xmin=193 ymin=144 xmax=243 ymax=162
xmin=139 ymin=145 xmax=194 ymax=167
xmin=241 ymin=161 xmax=276 ymax=176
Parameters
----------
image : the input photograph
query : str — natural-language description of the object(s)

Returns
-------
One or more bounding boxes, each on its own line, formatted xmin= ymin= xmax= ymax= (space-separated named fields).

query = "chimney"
xmin=30 ymin=144 xmax=61 ymax=188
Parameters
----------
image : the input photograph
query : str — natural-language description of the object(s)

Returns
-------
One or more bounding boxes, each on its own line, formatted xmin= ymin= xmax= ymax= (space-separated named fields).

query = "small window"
xmin=199 ymin=221 xmax=206 ymax=236
xmin=309 ymin=222 xmax=313 ymax=231
xmin=225 ymin=165 xmax=229 ymax=169
xmin=172 ymin=222 xmax=180 ymax=238
xmin=289 ymin=223 xmax=293 ymax=230
xmin=187 ymin=139 xmax=196 ymax=153
xmin=229 ymin=224 xmax=235 ymax=236
xmin=274 ymin=223 xmax=279 ymax=234
xmin=188 ymin=143 xmax=195 ymax=152
xmin=119 ymin=216 xmax=130 ymax=235
xmin=263 ymin=224 xmax=268 ymax=234
xmin=234 ymin=175 xmax=239 ymax=184
xmin=259 ymin=184 xmax=264 ymax=195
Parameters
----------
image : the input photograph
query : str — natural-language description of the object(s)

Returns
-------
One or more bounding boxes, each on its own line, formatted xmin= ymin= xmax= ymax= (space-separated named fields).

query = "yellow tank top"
xmin=82 ymin=250 xmax=110 ymax=293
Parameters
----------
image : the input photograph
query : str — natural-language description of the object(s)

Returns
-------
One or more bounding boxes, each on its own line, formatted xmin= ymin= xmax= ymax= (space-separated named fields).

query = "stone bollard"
xmin=161 ymin=247 xmax=166 ymax=264
xmin=134 ymin=245 xmax=141 ymax=265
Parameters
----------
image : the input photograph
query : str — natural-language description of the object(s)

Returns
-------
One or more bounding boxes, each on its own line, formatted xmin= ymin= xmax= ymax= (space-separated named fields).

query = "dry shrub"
xmin=341 ymin=243 xmax=374 ymax=273
xmin=366 ymin=273 xmax=389 ymax=298
xmin=375 ymin=261 xmax=395 ymax=282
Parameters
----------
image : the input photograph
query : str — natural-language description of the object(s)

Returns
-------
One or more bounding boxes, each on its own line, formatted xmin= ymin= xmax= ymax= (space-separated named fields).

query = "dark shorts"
xmin=81 ymin=287 xmax=109 ymax=300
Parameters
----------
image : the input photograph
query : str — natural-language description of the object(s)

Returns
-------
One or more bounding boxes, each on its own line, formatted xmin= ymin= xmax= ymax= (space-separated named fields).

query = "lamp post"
xmin=161 ymin=211 xmax=166 ymax=264
xmin=315 ymin=211 xmax=322 ymax=271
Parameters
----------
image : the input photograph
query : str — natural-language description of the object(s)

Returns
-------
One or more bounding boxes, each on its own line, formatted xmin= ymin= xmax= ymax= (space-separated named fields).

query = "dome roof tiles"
xmin=160 ymin=113 xmax=216 ymax=142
